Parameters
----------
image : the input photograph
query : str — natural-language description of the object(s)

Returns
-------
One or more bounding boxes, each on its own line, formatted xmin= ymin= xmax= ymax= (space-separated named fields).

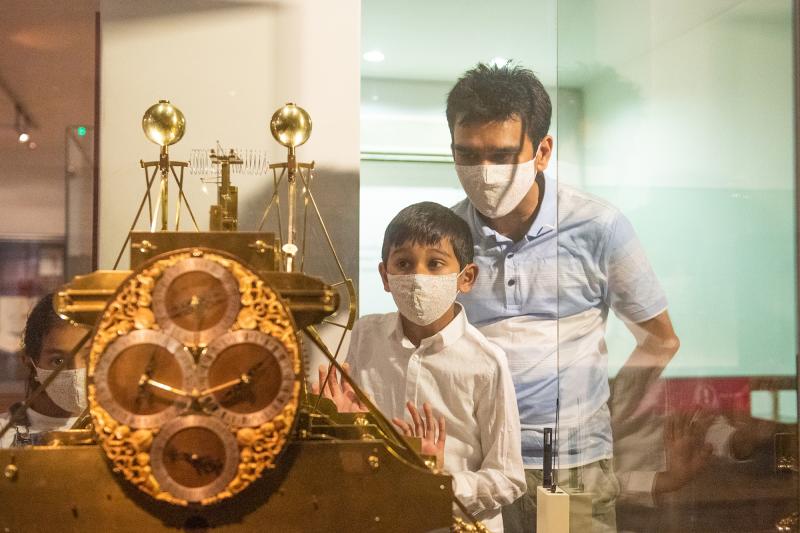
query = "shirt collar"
xmin=389 ymin=303 xmax=468 ymax=354
xmin=467 ymin=171 xmax=557 ymax=244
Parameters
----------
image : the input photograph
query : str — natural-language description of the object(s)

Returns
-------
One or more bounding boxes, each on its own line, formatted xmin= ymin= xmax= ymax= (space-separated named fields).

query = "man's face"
xmin=452 ymin=116 xmax=535 ymax=166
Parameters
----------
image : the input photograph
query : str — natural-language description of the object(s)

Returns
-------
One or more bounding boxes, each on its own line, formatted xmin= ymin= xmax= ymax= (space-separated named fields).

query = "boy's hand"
xmin=311 ymin=363 xmax=367 ymax=413
xmin=392 ymin=401 xmax=446 ymax=470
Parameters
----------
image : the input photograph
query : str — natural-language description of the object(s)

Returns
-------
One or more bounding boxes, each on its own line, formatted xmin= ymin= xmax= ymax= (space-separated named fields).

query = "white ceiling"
xmin=361 ymin=0 xmax=789 ymax=88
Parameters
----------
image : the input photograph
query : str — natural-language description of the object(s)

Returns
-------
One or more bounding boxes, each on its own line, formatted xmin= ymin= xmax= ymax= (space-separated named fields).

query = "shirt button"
xmin=508 ymin=279 xmax=516 ymax=286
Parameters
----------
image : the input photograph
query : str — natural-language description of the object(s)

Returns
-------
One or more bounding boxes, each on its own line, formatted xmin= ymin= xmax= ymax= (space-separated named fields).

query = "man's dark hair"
xmin=446 ymin=62 xmax=552 ymax=147
xmin=382 ymin=202 xmax=474 ymax=269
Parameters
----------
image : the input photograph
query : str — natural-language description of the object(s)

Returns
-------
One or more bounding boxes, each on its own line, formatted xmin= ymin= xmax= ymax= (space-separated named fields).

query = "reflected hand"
xmin=654 ymin=410 xmax=713 ymax=495
xmin=392 ymin=401 xmax=446 ymax=470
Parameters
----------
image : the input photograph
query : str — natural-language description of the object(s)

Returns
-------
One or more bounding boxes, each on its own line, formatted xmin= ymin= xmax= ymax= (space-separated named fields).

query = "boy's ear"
xmin=378 ymin=262 xmax=391 ymax=293
xmin=457 ymin=263 xmax=479 ymax=294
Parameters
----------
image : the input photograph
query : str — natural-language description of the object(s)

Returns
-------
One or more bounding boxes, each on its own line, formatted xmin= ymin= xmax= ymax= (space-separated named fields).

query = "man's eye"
xmin=53 ymin=357 xmax=65 ymax=367
xmin=490 ymin=153 xmax=517 ymax=164
xmin=455 ymin=151 xmax=478 ymax=164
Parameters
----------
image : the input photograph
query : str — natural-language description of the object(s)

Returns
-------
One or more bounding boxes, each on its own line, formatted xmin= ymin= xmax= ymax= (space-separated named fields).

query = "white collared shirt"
xmin=0 ymin=408 xmax=78 ymax=448
xmin=346 ymin=305 xmax=525 ymax=533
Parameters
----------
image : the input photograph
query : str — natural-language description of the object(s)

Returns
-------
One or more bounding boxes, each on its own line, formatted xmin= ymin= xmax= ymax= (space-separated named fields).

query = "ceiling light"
xmin=363 ymin=50 xmax=385 ymax=63
xmin=18 ymin=132 xmax=30 ymax=143
xmin=490 ymin=57 xmax=509 ymax=67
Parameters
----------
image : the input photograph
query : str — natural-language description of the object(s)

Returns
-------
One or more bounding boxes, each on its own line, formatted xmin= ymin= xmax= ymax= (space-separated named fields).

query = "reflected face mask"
xmin=455 ymin=158 xmax=537 ymax=218
xmin=34 ymin=366 xmax=87 ymax=414
xmin=387 ymin=271 xmax=462 ymax=326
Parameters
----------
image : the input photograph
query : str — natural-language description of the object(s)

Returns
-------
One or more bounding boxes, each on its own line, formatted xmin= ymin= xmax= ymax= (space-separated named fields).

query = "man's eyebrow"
xmin=452 ymin=144 xmax=521 ymax=153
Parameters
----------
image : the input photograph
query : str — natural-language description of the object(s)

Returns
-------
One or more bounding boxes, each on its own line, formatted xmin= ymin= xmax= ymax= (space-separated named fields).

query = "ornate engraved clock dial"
xmin=93 ymin=329 xmax=195 ymax=428
xmin=152 ymin=257 xmax=240 ymax=346
xmin=197 ymin=329 xmax=296 ymax=427
xmin=150 ymin=415 xmax=239 ymax=503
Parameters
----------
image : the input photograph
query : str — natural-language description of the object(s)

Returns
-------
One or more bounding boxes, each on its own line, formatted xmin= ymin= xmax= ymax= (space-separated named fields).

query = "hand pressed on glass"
xmin=311 ymin=363 xmax=367 ymax=413
xmin=392 ymin=402 xmax=446 ymax=470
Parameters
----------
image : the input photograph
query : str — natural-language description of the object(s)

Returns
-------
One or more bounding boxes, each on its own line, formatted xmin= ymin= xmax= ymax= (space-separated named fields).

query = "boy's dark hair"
xmin=23 ymin=293 xmax=60 ymax=364
xmin=446 ymin=62 xmax=552 ymax=147
xmin=382 ymin=202 xmax=474 ymax=269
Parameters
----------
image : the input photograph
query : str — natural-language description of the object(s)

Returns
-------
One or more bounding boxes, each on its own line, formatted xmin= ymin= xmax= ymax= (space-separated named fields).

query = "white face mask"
xmin=387 ymin=270 xmax=462 ymax=326
xmin=455 ymin=158 xmax=537 ymax=218
xmin=35 ymin=366 xmax=87 ymax=414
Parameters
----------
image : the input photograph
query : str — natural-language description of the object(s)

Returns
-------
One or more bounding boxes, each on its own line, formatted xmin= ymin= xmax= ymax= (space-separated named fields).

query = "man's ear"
xmin=457 ymin=263 xmax=479 ymax=294
xmin=378 ymin=262 xmax=391 ymax=293
xmin=536 ymin=134 xmax=554 ymax=173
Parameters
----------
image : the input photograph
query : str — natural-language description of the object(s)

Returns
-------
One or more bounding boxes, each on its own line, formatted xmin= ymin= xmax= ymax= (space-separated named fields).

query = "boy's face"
xmin=379 ymin=239 xmax=477 ymax=294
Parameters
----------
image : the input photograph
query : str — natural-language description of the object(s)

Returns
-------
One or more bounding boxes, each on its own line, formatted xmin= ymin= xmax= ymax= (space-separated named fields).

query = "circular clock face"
xmin=150 ymin=415 xmax=239 ymax=503
xmin=93 ymin=330 xmax=195 ymax=428
xmin=197 ymin=329 xmax=296 ymax=427
xmin=152 ymin=257 xmax=240 ymax=346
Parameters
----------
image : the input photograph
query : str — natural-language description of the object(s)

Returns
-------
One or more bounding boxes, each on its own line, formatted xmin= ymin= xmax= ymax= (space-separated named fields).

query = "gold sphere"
xmin=142 ymin=100 xmax=186 ymax=147
xmin=270 ymin=103 xmax=311 ymax=148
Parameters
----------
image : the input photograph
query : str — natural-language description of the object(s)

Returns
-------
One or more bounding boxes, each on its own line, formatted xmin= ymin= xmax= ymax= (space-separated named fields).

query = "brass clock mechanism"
xmin=88 ymin=249 xmax=301 ymax=505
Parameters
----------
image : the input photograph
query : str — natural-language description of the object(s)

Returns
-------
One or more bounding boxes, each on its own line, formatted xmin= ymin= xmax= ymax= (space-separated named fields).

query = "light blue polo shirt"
xmin=454 ymin=173 xmax=668 ymax=468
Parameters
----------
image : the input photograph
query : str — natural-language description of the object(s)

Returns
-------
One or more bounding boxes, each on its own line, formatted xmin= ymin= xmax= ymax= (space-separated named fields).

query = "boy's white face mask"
xmin=387 ymin=271 xmax=462 ymax=326
xmin=455 ymin=158 xmax=537 ymax=219
xmin=35 ymin=366 xmax=87 ymax=414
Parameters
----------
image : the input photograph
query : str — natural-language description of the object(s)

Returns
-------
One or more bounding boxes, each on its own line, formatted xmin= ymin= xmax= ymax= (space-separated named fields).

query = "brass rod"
xmin=159 ymin=146 xmax=169 ymax=231
xmin=171 ymin=165 xmax=199 ymax=231
xmin=299 ymin=170 xmax=347 ymax=279
xmin=113 ymin=166 xmax=158 ymax=270
xmin=321 ymin=319 xmax=348 ymax=329
xmin=256 ymin=168 xmax=285 ymax=232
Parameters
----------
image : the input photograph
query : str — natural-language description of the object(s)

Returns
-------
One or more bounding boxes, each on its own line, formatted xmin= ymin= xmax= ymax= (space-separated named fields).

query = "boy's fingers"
xmin=317 ymin=364 xmax=327 ymax=394
xmin=423 ymin=402 xmax=435 ymax=439
xmin=407 ymin=402 xmax=424 ymax=437
xmin=328 ymin=364 xmax=340 ymax=392
xmin=437 ymin=416 xmax=446 ymax=448
xmin=311 ymin=382 xmax=320 ymax=395
xmin=392 ymin=418 xmax=412 ymax=436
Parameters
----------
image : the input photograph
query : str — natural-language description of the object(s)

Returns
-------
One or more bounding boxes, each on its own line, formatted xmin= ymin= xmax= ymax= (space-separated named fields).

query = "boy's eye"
xmin=52 ymin=357 xmax=65 ymax=367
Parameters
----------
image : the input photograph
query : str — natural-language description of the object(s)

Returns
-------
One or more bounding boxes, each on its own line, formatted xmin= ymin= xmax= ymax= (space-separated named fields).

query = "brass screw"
xmin=367 ymin=455 xmax=380 ymax=471
xmin=4 ymin=464 xmax=18 ymax=481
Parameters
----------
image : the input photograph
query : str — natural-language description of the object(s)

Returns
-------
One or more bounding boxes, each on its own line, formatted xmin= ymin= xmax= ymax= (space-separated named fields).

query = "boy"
xmin=317 ymin=202 xmax=525 ymax=533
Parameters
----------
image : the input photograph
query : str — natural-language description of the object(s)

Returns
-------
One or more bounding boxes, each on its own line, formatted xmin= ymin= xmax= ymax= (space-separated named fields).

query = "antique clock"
xmin=87 ymin=249 xmax=302 ymax=505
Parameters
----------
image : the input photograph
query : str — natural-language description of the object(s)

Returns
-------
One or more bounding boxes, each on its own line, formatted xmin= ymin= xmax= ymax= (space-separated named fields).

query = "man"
xmin=448 ymin=63 xmax=680 ymax=532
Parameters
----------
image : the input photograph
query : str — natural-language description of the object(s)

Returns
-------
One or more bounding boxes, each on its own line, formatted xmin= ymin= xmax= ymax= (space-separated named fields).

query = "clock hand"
xmin=135 ymin=347 xmax=159 ymax=409
xmin=166 ymin=448 xmax=223 ymax=475
xmin=200 ymin=358 xmax=268 ymax=397
xmin=199 ymin=376 xmax=245 ymax=396
xmin=145 ymin=378 xmax=190 ymax=397
xmin=167 ymin=291 xmax=229 ymax=320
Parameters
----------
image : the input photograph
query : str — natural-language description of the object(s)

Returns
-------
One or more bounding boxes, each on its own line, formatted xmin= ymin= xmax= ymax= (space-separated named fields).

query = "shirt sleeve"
xmin=0 ymin=414 xmax=15 ymax=448
xmin=344 ymin=320 xmax=361 ymax=376
xmin=603 ymin=212 xmax=668 ymax=323
xmin=451 ymin=350 xmax=526 ymax=516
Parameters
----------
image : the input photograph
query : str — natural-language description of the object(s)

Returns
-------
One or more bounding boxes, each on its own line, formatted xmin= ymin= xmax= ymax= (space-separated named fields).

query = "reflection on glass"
xmin=558 ymin=0 xmax=796 ymax=531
